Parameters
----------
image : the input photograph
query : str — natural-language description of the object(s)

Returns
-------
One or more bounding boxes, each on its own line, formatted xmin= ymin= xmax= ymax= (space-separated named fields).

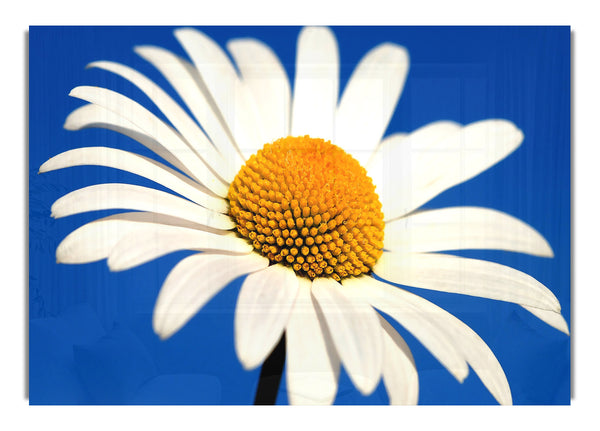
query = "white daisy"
xmin=40 ymin=26 xmax=569 ymax=405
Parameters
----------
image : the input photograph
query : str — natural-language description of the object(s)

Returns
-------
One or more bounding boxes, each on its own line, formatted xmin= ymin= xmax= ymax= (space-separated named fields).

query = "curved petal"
xmin=64 ymin=104 xmax=195 ymax=178
xmin=51 ymin=183 xmax=235 ymax=231
xmin=290 ymin=27 xmax=339 ymax=141
xmin=227 ymin=38 xmax=291 ymax=144
xmin=522 ymin=306 xmax=570 ymax=335
xmin=311 ymin=277 xmax=383 ymax=395
xmin=445 ymin=320 xmax=512 ymax=405
xmin=384 ymin=206 xmax=553 ymax=257
xmin=367 ymin=122 xmax=460 ymax=210
xmin=69 ymin=86 xmax=229 ymax=197
xmin=40 ymin=147 xmax=228 ymax=213
xmin=335 ymin=42 xmax=409 ymax=165
xmin=374 ymin=252 xmax=561 ymax=311
xmin=55 ymin=212 xmax=214 ymax=264
xmin=372 ymin=120 xmax=523 ymax=221
xmin=364 ymin=277 xmax=512 ymax=404
xmin=134 ymin=45 xmax=245 ymax=169
xmin=153 ymin=252 xmax=269 ymax=339
xmin=234 ymin=265 xmax=299 ymax=370
xmin=368 ymin=280 xmax=512 ymax=405
xmin=175 ymin=28 xmax=263 ymax=156
xmin=365 ymin=132 xmax=408 ymax=196
xmin=342 ymin=276 xmax=468 ymax=383
xmin=87 ymin=61 xmax=234 ymax=182
xmin=107 ymin=226 xmax=252 ymax=271
xmin=378 ymin=315 xmax=419 ymax=405
xmin=286 ymin=277 xmax=339 ymax=405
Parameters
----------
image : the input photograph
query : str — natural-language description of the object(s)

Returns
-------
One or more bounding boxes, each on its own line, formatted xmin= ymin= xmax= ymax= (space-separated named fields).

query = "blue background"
xmin=29 ymin=26 xmax=570 ymax=405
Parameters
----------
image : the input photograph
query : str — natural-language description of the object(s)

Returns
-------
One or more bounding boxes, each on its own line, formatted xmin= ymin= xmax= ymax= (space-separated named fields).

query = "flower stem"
xmin=253 ymin=332 xmax=286 ymax=405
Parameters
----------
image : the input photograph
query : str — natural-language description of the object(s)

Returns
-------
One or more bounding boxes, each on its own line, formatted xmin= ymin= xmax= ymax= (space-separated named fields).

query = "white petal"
xmin=87 ymin=61 xmax=234 ymax=183
xmin=227 ymin=38 xmax=291 ymax=144
xmin=175 ymin=28 xmax=263 ymax=156
xmin=64 ymin=103 xmax=194 ymax=178
xmin=134 ymin=45 xmax=245 ymax=170
xmin=342 ymin=276 xmax=468 ymax=383
xmin=384 ymin=206 xmax=553 ymax=257
xmin=286 ymin=277 xmax=339 ymax=405
xmin=291 ymin=27 xmax=338 ymax=141
xmin=378 ymin=315 xmax=418 ymax=405
xmin=40 ymin=147 xmax=228 ymax=213
xmin=450 ymin=328 xmax=512 ymax=405
xmin=335 ymin=43 xmax=409 ymax=165
xmin=374 ymin=252 xmax=561 ymax=311
xmin=366 ymin=132 xmax=408 ymax=194
xmin=367 ymin=122 xmax=460 ymax=205
xmin=69 ymin=86 xmax=229 ymax=197
xmin=373 ymin=120 xmax=523 ymax=220
xmin=234 ymin=265 xmax=299 ymax=370
xmin=522 ymin=306 xmax=570 ymax=335
xmin=153 ymin=252 xmax=269 ymax=339
xmin=362 ymin=278 xmax=512 ymax=404
xmin=51 ymin=183 xmax=235 ymax=230
xmin=107 ymin=225 xmax=252 ymax=271
xmin=55 ymin=212 xmax=212 ymax=264
xmin=311 ymin=277 xmax=383 ymax=395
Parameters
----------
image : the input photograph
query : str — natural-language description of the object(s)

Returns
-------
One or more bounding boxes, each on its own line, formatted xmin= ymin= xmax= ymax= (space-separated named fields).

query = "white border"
xmin=4 ymin=1 xmax=597 ymax=430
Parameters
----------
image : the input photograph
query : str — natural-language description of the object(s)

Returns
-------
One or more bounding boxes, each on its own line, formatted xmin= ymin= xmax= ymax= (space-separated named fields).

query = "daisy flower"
xmin=38 ymin=26 xmax=569 ymax=405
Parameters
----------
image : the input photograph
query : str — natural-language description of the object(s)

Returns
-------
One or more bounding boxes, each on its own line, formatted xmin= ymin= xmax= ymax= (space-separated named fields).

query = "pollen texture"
xmin=227 ymin=136 xmax=384 ymax=281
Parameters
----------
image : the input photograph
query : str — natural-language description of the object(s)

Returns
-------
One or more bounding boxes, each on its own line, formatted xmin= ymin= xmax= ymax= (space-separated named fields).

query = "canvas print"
xmin=29 ymin=26 xmax=570 ymax=405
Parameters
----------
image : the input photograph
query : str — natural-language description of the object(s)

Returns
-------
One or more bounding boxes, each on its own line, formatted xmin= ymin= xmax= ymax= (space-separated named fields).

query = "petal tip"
xmin=453 ymin=365 xmax=470 ymax=384
xmin=543 ymin=242 xmax=555 ymax=258
xmin=174 ymin=27 xmax=204 ymax=42
xmin=154 ymin=327 xmax=171 ymax=342
xmin=68 ymin=87 xmax=82 ymax=98
xmin=133 ymin=45 xmax=148 ymax=54
xmin=152 ymin=315 xmax=174 ymax=341
xmin=561 ymin=325 xmax=570 ymax=336
xmin=106 ymin=255 xmax=126 ymax=272
xmin=63 ymin=110 xmax=81 ymax=130
xmin=297 ymin=26 xmax=338 ymax=53
xmin=156 ymin=329 xmax=171 ymax=341
xmin=354 ymin=374 xmax=381 ymax=397
xmin=381 ymin=41 xmax=410 ymax=58
xmin=236 ymin=351 xmax=260 ymax=371
xmin=300 ymin=26 xmax=334 ymax=37
xmin=514 ymin=128 xmax=525 ymax=147
xmin=134 ymin=45 xmax=167 ymax=60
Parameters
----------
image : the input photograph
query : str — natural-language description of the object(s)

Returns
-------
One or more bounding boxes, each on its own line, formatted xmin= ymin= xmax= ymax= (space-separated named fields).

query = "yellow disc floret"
xmin=227 ymin=136 xmax=384 ymax=281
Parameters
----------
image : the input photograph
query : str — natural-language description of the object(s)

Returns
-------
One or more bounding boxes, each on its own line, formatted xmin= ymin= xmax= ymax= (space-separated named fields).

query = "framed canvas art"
xmin=28 ymin=26 xmax=570 ymax=405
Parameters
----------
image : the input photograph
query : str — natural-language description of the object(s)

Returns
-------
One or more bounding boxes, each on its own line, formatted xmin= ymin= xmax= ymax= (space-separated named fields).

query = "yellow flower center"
xmin=228 ymin=136 xmax=384 ymax=281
